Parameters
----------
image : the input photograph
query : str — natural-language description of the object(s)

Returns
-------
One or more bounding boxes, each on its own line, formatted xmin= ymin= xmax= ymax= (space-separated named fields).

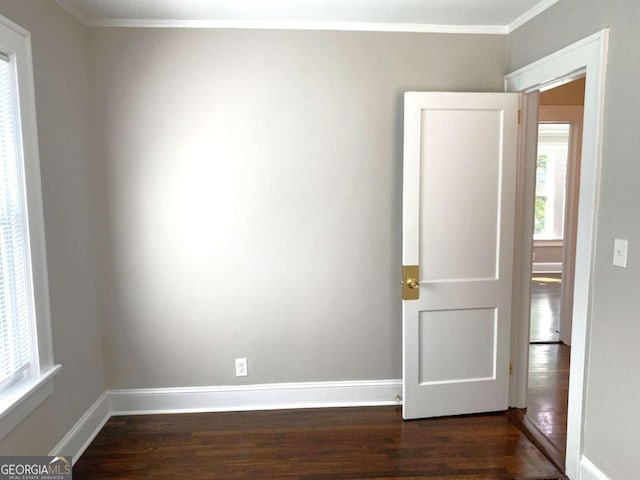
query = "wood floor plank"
xmin=527 ymin=343 xmax=570 ymax=455
xmin=74 ymin=407 xmax=564 ymax=479
xmin=529 ymin=275 xmax=561 ymax=343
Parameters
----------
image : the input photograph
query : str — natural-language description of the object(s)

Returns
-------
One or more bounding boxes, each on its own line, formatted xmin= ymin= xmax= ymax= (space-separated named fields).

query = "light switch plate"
xmin=613 ymin=238 xmax=628 ymax=268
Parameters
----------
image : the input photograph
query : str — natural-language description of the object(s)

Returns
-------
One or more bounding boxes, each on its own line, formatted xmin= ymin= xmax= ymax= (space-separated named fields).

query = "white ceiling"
xmin=53 ymin=0 xmax=559 ymax=33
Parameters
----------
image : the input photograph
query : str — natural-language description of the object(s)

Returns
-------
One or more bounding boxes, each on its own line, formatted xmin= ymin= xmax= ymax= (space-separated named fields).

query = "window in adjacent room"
xmin=534 ymin=123 xmax=570 ymax=240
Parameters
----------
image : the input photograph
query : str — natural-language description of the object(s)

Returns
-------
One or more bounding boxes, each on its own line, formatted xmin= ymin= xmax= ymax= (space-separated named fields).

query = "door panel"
xmin=402 ymin=92 xmax=519 ymax=420
xmin=419 ymin=308 xmax=497 ymax=384
xmin=420 ymin=108 xmax=501 ymax=281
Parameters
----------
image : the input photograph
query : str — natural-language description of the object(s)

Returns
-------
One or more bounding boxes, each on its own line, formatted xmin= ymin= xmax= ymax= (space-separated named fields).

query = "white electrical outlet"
xmin=235 ymin=358 xmax=248 ymax=377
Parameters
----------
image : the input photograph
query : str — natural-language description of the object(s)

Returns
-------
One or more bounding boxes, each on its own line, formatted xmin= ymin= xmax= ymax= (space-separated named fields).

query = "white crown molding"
xmin=50 ymin=0 xmax=560 ymax=34
xmin=51 ymin=0 xmax=558 ymax=34
xmin=507 ymin=0 xmax=559 ymax=33
xmin=84 ymin=19 xmax=507 ymax=34
xmin=52 ymin=0 xmax=91 ymax=25
xmin=49 ymin=379 xmax=402 ymax=464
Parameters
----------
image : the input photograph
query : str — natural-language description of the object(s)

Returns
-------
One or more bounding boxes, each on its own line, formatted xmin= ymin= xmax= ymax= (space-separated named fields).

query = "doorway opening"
xmin=505 ymin=29 xmax=608 ymax=479
xmin=526 ymin=77 xmax=585 ymax=465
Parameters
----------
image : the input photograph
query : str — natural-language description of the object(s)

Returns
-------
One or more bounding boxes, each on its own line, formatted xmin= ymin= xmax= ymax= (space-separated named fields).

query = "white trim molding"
xmin=507 ymin=0 xmax=560 ymax=33
xmin=49 ymin=392 xmax=110 ymax=465
xmin=65 ymin=17 xmax=510 ymax=34
xmin=0 ymin=366 xmax=60 ymax=440
xmin=92 ymin=20 xmax=505 ymax=34
xmin=51 ymin=0 xmax=91 ymax=25
xmin=52 ymin=0 xmax=559 ymax=34
xmin=109 ymin=379 xmax=402 ymax=415
xmin=0 ymin=11 xmax=59 ymax=442
xmin=505 ymin=29 xmax=609 ymax=479
xmin=49 ymin=380 xmax=402 ymax=464
xmin=580 ymin=456 xmax=610 ymax=480
xmin=532 ymin=262 xmax=563 ymax=273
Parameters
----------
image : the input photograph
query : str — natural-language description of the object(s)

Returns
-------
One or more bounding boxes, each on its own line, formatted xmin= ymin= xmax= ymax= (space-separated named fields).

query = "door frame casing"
xmin=539 ymin=105 xmax=584 ymax=346
xmin=505 ymin=29 xmax=609 ymax=478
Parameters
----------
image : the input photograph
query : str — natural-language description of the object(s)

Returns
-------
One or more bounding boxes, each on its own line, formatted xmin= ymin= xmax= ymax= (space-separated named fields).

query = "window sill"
xmin=0 ymin=364 xmax=61 ymax=441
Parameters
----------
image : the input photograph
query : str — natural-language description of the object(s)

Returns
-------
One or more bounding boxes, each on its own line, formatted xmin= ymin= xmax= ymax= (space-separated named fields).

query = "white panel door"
xmin=402 ymin=92 xmax=519 ymax=420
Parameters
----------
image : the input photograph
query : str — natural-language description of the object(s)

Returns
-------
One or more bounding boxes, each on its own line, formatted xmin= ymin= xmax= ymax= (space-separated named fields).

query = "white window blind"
xmin=0 ymin=52 xmax=34 ymax=391
xmin=0 ymin=16 xmax=58 ymax=440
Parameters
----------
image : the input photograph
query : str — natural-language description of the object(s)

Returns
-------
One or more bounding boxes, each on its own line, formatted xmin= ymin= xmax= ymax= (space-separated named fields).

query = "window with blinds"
xmin=0 ymin=17 xmax=57 ymax=440
xmin=0 ymin=52 xmax=35 ymax=392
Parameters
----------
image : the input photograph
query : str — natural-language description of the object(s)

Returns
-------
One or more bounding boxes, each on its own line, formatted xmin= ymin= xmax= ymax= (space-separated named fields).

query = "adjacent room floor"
xmin=529 ymin=275 xmax=562 ymax=344
xmin=73 ymin=406 xmax=564 ymax=479
xmin=527 ymin=274 xmax=570 ymax=458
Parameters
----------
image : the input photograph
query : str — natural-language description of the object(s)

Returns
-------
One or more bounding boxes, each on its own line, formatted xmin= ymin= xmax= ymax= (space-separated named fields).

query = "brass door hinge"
xmin=517 ymin=110 xmax=522 ymax=125
xmin=509 ymin=362 xmax=513 ymax=376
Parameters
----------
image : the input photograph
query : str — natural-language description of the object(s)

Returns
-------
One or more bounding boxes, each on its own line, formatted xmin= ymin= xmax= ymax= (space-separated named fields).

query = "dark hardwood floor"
xmin=529 ymin=275 xmax=561 ymax=343
xmin=523 ymin=273 xmax=570 ymax=467
xmin=74 ymin=406 xmax=564 ymax=479
xmin=527 ymin=344 xmax=570 ymax=457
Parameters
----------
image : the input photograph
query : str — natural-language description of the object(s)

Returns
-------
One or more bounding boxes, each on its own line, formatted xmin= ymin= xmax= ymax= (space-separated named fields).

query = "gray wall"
xmin=0 ymin=1 xmax=104 ymax=456
xmin=509 ymin=1 xmax=640 ymax=477
xmin=91 ymin=28 xmax=507 ymax=388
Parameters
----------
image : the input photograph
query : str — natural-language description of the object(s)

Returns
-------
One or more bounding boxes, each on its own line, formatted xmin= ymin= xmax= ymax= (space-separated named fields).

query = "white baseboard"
xmin=532 ymin=262 xmax=563 ymax=273
xmin=50 ymin=380 xmax=402 ymax=464
xmin=49 ymin=392 xmax=110 ymax=465
xmin=580 ymin=456 xmax=609 ymax=480
xmin=108 ymin=379 xmax=402 ymax=415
